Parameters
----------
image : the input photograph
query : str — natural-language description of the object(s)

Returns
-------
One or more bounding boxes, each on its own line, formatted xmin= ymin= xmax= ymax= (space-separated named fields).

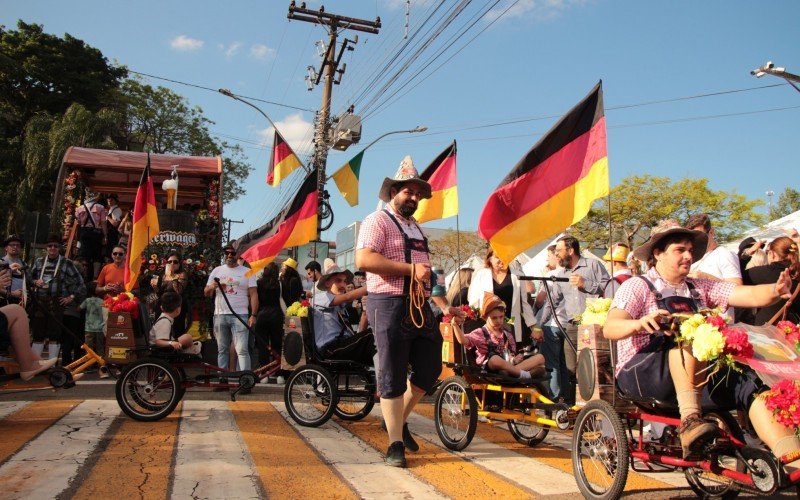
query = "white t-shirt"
xmin=691 ymin=246 xmax=742 ymax=318
xmin=207 ymin=265 xmax=257 ymax=315
xmin=149 ymin=313 xmax=174 ymax=345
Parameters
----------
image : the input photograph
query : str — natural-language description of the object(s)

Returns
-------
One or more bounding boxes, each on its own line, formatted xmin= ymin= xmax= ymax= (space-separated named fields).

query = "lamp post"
xmin=767 ymin=190 xmax=775 ymax=216
xmin=751 ymin=61 xmax=800 ymax=93
xmin=326 ymin=125 xmax=427 ymax=182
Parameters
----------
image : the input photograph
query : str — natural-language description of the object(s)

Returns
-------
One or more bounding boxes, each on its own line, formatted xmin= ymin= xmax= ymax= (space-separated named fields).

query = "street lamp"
xmin=326 ymin=125 xmax=427 ymax=182
xmin=751 ymin=61 xmax=800 ymax=93
xmin=767 ymin=190 xmax=775 ymax=215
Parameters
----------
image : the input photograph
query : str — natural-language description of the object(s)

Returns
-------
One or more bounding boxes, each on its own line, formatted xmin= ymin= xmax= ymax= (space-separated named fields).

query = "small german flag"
xmin=267 ymin=130 xmax=303 ymax=187
xmin=238 ymin=170 xmax=318 ymax=277
xmin=478 ymin=82 xmax=609 ymax=265
xmin=331 ymin=150 xmax=364 ymax=207
xmin=414 ymin=141 xmax=458 ymax=224
xmin=124 ymin=153 xmax=160 ymax=291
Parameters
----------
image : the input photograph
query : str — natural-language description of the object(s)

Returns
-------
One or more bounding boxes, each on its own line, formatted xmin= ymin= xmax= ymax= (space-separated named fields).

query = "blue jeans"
xmin=214 ymin=314 xmax=251 ymax=371
xmin=541 ymin=325 xmax=577 ymax=403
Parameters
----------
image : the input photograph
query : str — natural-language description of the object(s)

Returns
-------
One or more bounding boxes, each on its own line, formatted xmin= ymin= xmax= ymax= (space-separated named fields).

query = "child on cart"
xmin=150 ymin=291 xmax=201 ymax=355
xmin=452 ymin=292 xmax=545 ymax=382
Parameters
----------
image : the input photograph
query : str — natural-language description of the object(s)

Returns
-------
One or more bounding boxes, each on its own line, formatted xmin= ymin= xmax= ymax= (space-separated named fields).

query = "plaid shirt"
xmin=31 ymin=255 xmax=86 ymax=316
xmin=611 ymin=267 xmax=735 ymax=375
xmin=357 ymin=207 xmax=430 ymax=296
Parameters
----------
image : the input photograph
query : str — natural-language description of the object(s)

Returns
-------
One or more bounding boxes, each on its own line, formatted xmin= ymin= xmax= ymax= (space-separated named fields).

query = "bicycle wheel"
xmin=284 ymin=364 xmax=337 ymax=427
xmin=434 ymin=376 xmax=477 ymax=451
xmin=333 ymin=371 xmax=375 ymax=421
xmin=507 ymin=398 xmax=551 ymax=447
xmin=571 ymin=399 xmax=629 ymax=500
xmin=115 ymin=358 xmax=182 ymax=422
xmin=684 ymin=411 xmax=744 ymax=499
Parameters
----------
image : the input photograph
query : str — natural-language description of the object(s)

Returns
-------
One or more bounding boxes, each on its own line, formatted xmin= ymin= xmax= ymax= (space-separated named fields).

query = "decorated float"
xmin=52 ymin=146 xmax=223 ymax=341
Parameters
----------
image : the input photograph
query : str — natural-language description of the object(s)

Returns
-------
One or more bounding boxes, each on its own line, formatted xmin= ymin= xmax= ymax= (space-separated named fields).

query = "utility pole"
xmin=288 ymin=2 xmax=381 ymax=238
xmin=222 ymin=218 xmax=243 ymax=244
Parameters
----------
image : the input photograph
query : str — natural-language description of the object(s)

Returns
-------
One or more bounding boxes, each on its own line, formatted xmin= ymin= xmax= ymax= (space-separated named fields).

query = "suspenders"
xmin=382 ymin=209 xmax=429 ymax=295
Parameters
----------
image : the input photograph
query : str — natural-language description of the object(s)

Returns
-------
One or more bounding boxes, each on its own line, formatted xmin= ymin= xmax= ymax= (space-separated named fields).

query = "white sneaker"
xmin=184 ymin=342 xmax=202 ymax=355
xmin=276 ymin=375 xmax=285 ymax=385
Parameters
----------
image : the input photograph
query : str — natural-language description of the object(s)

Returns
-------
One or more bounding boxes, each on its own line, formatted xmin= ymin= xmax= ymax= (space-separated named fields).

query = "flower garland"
xmin=286 ymin=300 xmax=310 ymax=318
xmin=676 ymin=311 xmax=754 ymax=372
xmin=443 ymin=304 xmax=478 ymax=324
xmin=579 ymin=297 xmax=613 ymax=326
xmin=207 ymin=178 xmax=220 ymax=222
xmin=62 ymin=170 xmax=82 ymax=235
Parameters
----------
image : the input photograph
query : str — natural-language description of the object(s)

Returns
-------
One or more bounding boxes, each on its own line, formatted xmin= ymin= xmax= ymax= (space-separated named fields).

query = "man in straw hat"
xmin=604 ymin=220 xmax=800 ymax=465
xmin=602 ymin=242 xmax=632 ymax=297
xmin=310 ymin=258 xmax=374 ymax=364
xmin=356 ymin=155 xmax=465 ymax=468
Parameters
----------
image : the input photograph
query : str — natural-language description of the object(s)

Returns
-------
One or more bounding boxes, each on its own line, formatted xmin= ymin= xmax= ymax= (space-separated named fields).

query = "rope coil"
xmin=409 ymin=263 xmax=426 ymax=328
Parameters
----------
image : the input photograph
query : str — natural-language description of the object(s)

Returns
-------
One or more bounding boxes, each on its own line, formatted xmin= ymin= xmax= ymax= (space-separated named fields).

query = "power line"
xmin=128 ymin=69 xmax=314 ymax=112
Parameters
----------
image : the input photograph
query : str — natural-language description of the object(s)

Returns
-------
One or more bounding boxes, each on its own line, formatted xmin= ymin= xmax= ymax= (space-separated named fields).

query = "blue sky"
xmin=3 ymin=0 xmax=798 ymax=242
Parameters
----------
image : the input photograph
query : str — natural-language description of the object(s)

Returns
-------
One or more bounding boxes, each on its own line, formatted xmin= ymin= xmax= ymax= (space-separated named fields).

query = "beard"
xmin=559 ymin=256 xmax=572 ymax=269
xmin=395 ymin=201 xmax=417 ymax=218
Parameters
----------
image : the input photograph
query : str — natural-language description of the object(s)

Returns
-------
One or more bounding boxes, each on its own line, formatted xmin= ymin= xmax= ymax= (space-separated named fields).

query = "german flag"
xmin=267 ymin=130 xmax=303 ymax=187
xmin=238 ymin=170 xmax=318 ymax=277
xmin=478 ymin=82 xmax=608 ymax=265
xmin=124 ymin=154 xmax=160 ymax=291
xmin=331 ymin=150 xmax=363 ymax=207
xmin=414 ymin=141 xmax=458 ymax=224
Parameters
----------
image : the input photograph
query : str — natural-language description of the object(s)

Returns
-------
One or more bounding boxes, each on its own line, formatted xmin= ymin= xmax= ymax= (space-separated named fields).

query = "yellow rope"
xmin=409 ymin=263 xmax=426 ymax=328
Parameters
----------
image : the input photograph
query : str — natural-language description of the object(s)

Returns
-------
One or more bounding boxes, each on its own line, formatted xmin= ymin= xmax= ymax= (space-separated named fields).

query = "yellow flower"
xmin=691 ymin=323 xmax=725 ymax=361
xmin=679 ymin=314 xmax=706 ymax=341
xmin=297 ymin=307 xmax=308 ymax=318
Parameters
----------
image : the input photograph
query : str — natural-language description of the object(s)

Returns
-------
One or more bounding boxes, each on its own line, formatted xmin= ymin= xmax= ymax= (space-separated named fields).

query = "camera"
xmin=657 ymin=315 xmax=678 ymax=332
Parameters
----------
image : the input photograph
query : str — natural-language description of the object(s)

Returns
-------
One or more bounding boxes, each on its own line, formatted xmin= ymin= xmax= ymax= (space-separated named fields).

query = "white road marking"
xmin=0 ymin=401 xmax=30 ymax=419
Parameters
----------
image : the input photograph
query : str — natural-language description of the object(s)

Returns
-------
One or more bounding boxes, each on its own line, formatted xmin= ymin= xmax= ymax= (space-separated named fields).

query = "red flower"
xmin=763 ymin=380 xmax=800 ymax=429
xmin=706 ymin=315 xmax=727 ymax=330
xmin=722 ymin=327 xmax=754 ymax=358
xmin=777 ymin=321 xmax=800 ymax=344
xmin=300 ymin=300 xmax=310 ymax=307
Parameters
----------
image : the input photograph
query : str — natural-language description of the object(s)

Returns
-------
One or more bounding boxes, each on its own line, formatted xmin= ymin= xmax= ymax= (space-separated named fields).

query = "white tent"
xmin=722 ymin=209 xmax=800 ymax=253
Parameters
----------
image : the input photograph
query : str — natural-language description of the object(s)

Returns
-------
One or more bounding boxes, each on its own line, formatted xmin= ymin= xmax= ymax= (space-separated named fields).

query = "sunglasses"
xmin=46 ymin=244 xmax=60 ymax=248
xmin=224 ymin=251 xmax=236 ymax=256
xmin=112 ymin=252 xmax=125 ymax=256
xmin=167 ymin=260 xmax=180 ymax=264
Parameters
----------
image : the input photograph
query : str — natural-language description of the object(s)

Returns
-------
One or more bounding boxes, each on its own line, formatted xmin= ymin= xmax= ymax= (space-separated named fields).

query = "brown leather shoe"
xmin=679 ymin=413 xmax=719 ymax=460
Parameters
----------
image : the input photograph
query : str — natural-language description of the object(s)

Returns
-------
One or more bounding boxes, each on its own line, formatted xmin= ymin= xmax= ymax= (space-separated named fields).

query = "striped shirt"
xmin=356 ymin=207 xmax=430 ymax=297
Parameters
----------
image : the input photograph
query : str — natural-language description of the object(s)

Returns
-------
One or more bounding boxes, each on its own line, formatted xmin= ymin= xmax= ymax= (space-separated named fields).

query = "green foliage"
xmin=572 ymin=175 xmax=765 ymax=249
xmin=769 ymin=187 xmax=800 ymax=220
xmin=429 ymin=230 xmax=486 ymax=274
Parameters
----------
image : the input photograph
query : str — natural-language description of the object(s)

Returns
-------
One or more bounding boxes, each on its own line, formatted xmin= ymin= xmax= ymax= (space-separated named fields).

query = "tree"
xmin=769 ymin=187 xmax=800 ymax=220
xmin=429 ymin=230 xmax=486 ymax=274
xmin=572 ymin=175 xmax=765 ymax=249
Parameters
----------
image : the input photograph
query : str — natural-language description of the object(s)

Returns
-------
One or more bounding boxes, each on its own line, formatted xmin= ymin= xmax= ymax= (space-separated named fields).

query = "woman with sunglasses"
xmin=150 ymin=251 xmax=189 ymax=336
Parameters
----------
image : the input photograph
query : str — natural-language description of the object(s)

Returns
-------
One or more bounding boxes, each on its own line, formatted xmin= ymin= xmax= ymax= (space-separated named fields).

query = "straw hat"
xmin=283 ymin=257 xmax=298 ymax=270
xmin=317 ymin=258 xmax=354 ymax=291
xmin=603 ymin=243 xmax=630 ymax=263
xmin=480 ymin=292 xmax=506 ymax=319
xmin=632 ymin=221 xmax=708 ymax=262
xmin=378 ymin=156 xmax=432 ymax=203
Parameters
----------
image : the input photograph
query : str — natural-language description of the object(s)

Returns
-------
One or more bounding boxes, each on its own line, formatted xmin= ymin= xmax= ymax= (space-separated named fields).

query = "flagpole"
xmin=455 ymin=213 xmax=462 ymax=306
xmin=606 ymin=193 xmax=615 ymax=297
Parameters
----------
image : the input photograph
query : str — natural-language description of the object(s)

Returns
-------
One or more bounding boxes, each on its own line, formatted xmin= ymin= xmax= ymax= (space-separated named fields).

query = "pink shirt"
xmin=611 ymin=268 xmax=735 ymax=374
xmin=76 ymin=201 xmax=107 ymax=229
xmin=357 ymin=207 xmax=430 ymax=296
xmin=462 ymin=326 xmax=517 ymax=366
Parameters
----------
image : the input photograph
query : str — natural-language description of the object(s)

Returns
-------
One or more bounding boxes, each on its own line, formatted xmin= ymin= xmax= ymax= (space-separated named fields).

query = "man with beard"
xmin=30 ymin=234 xmax=86 ymax=364
xmin=1 ymin=235 xmax=28 ymax=305
xmin=204 ymin=244 xmax=258 ymax=393
xmin=356 ymin=156 xmax=465 ymax=468
xmin=535 ymin=235 xmax=609 ymax=404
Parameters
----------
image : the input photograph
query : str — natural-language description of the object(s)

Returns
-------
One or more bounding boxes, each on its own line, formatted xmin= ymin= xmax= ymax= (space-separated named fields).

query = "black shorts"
xmin=366 ymin=294 xmax=442 ymax=398
xmin=0 ymin=310 xmax=9 ymax=351
xmin=616 ymin=334 xmax=767 ymax=411
xmin=78 ymin=227 xmax=104 ymax=262
xmin=29 ymin=297 xmax=64 ymax=342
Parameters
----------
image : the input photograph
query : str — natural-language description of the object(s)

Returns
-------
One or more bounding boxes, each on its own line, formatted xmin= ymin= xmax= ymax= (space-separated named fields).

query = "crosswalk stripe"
xmin=0 ymin=400 xmax=119 ymax=499
xmin=0 ymin=401 xmax=30 ymax=420
xmin=173 ymin=400 xmax=264 ymax=499
xmin=336 ymin=408 xmax=537 ymax=499
xmin=71 ymin=402 xmax=183 ymax=499
xmin=273 ymin=401 xmax=449 ymax=499
xmin=231 ymin=400 xmax=357 ymax=500
xmin=404 ymin=411 xmax=580 ymax=496
xmin=0 ymin=400 xmax=80 ymax=464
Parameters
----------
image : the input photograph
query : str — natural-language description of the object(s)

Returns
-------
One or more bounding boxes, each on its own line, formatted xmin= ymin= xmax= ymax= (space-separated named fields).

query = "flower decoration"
xmin=777 ymin=320 xmax=800 ymax=347
xmin=579 ymin=298 xmax=613 ymax=326
xmin=286 ymin=301 xmax=309 ymax=318
xmin=761 ymin=379 xmax=800 ymax=434
xmin=675 ymin=311 xmax=754 ymax=372
xmin=443 ymin=304 xmax=478 ymax=324
xmin=62 ymin=170 xmax=82 ymax=235
xmin=103 ymin=292 xmax=141 ymax=319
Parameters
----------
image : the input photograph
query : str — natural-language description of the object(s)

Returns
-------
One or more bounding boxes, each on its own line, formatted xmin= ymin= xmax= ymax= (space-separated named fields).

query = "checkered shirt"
xmin=612 ymin=267 xmax=735 ymax=375
xmin=356 ymin=208 xmax=430 ymax=296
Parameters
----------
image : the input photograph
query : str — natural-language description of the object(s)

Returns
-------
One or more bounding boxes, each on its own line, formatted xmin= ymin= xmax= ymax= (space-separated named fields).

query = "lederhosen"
xmin=78 ymin=201 xmax=103 ymax=263
xmin=616 ymin=276 xmax=766 ymax=411
xmin=29 ymin=257 xmax=65 ymax=343
xmin=480 ymin=326 xmax=514 ymax=371
xmin=366 ymin=209 xmax=441 ymax=398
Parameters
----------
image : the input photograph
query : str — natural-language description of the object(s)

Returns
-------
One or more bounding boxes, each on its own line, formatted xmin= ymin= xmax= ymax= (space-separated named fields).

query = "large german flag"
xmin=414 ymin=141 xmax=458 ymax=224
xmin=124 ymin=154 xmax=160 ymax=291
xmin=238 ymin=170 xmax=318 ymax=277
xmin=478 ymin=82 xmax=608 ymax=265
xmin=267 ymin=130 xmax=303 ymax=187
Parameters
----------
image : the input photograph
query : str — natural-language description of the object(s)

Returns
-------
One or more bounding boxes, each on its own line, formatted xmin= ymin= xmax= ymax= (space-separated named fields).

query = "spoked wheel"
xmin=508 ymin=403 xmax=551 ymax=446
xmin=115 ymin=358 xmax=182 ymax=422
xmin=684 ymin=412 xmax=744 ymax=499
xmin=284 ymin=365 xmax=337 ymax=427
xmin=741 ymin=447 xmax=781 ymax=495
xmin=434 ymin=376 xmax=477 ymax=451
xmin=333 ymin=371 xmax=375 ymax=421
xmin=48 ymin=367 xmax=72 ymax=388
xmin=572 ymin=400 xmax=630 ymax=500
